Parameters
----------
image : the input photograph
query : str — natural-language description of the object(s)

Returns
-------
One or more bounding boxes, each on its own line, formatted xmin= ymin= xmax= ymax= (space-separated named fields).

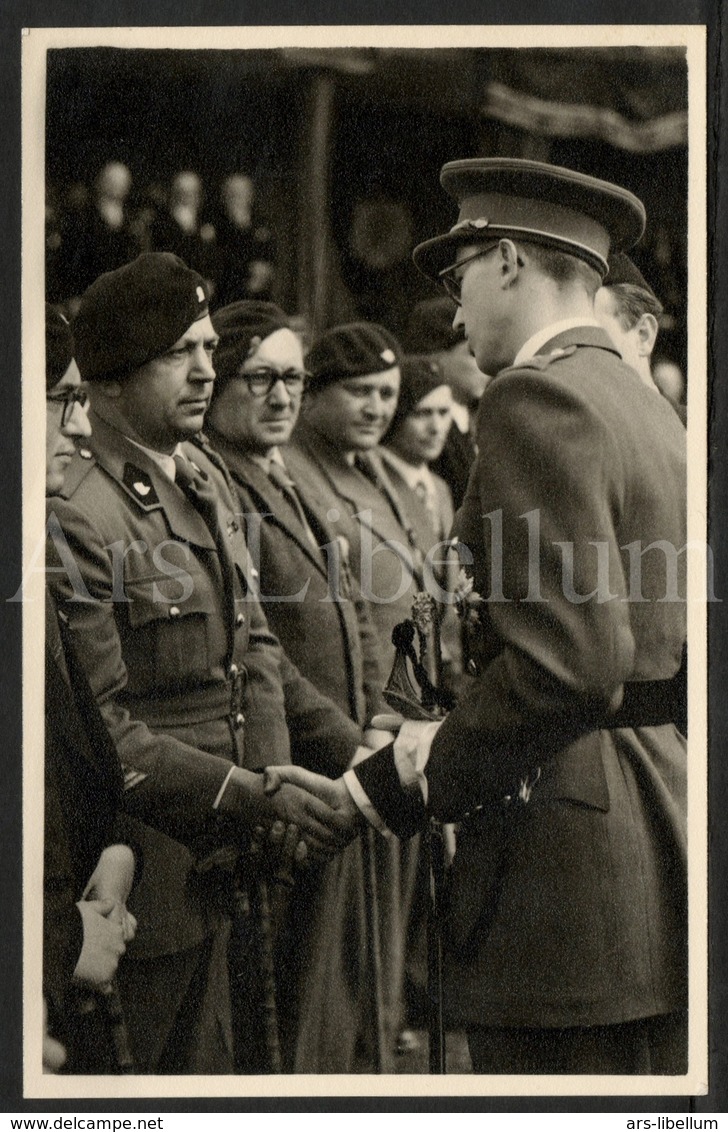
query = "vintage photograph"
xmin=21 ymin=25 xmax=707 ymax=1099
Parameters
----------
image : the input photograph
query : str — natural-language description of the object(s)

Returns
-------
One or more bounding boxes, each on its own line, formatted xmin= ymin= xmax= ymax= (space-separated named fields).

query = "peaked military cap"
xmin=413 ymin=158 xmax=646 ymax=281
xmin=74 ymin=252 xmax=210 ymax=383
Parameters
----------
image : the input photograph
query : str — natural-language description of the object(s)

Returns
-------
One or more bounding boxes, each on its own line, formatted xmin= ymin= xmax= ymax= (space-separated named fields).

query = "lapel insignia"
xmin=122 ymin=463 xmax=160 ymax=507
xmin=227 ymin=517 xmax=239 ymax=537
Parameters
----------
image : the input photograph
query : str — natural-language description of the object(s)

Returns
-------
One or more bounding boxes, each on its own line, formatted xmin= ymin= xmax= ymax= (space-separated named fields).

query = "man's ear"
xmin=635 ymin=313 xmax=659 ymax=358
xmin=498 ymin=239 xmax=520 ymax=288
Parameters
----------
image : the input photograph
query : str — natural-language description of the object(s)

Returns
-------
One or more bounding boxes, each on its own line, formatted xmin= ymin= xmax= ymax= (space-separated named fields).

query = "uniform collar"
xmin=513 ymin=317 xmax=601 ymax=367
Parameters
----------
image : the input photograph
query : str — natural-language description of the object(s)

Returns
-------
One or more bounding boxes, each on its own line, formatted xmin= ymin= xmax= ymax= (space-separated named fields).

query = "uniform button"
xmin=79 ymin=448 xmax=93 ymax=460
xmin=234 ymin=713 xmax=245 ymax=728
xmin=236 ymin=613 xmax=245 ymax=627
xmin=467 ymin=659 xmax=478 ymax=676
xmin=169 ymin=606 xmax=181 ymax=618
xmin=228 ymin=663 xmax=239 ymax=678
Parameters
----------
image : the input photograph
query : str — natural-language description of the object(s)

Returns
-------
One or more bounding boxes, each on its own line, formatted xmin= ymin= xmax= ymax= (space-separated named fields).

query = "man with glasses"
xmin=204 ymin=301 xmax=389 ymax=1072
xmin=46 ymin=254 xmax=360 ymax=1074
xmin=266 ymin=159 xmax=688 ymax=1074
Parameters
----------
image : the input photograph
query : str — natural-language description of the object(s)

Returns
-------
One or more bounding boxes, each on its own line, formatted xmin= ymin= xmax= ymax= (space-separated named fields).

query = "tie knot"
xmin=267 ymin=461 xmax=293 ymax=491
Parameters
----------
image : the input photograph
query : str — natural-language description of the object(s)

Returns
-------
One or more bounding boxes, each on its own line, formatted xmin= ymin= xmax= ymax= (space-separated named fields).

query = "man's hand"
xmin=263 ymin=766 xmax=364 ymax=846
xmin=43 ymin=998 xmax=66 ymax=1074
xmin=73 ymin=899 xmax=127 ymax=989
xmin=249 ymin=820 xmax=308 ymax=879
xmin=82 ymin=844 xmax=138 ymax=943
xmin=218 ymin=766 xmax=354 ymax=862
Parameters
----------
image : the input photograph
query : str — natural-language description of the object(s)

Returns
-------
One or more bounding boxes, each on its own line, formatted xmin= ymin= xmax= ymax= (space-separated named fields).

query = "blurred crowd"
xmin=46 ymin=162 xmax=276 ymax=317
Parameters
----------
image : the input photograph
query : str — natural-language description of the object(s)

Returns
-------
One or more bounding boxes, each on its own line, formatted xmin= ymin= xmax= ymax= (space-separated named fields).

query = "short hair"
xmin=520 ymin=241 xmax=602 ymax=299
xmin=604 ymin=282 xmax=664 ymax=331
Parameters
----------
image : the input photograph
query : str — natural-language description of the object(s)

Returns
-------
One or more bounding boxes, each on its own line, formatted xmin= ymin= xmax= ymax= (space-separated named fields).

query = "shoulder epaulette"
xmin=499 ymin=344 xmax=578 ymax=378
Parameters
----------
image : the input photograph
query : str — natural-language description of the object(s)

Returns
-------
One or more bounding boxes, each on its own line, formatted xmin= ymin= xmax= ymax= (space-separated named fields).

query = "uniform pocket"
xmin=120 ymin=572 xmax=214 ymax=693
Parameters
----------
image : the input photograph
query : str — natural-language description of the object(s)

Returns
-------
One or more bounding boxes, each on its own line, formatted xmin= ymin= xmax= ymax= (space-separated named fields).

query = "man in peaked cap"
xmin=46 ymin=253 xmax=362 ymax=1073
xmin=266 ymin=160 xmax=688 ymax=1074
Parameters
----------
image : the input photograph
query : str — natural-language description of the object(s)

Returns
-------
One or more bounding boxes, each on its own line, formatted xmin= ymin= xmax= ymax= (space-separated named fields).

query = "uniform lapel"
xmin=290 ymin=423 xmax=422 ymax=576
xmin=83 ymin=410 xmax=216 ymax=550
xmin=208 ymin=435 xmax=330 ymax=579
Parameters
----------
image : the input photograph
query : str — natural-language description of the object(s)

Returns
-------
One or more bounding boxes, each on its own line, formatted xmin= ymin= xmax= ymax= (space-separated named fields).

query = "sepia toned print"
xmin=21 ymin=24 xmax=707 ymax=1100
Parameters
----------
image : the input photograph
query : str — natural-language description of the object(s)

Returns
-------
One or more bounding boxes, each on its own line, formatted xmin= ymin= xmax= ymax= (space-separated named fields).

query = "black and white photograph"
xmin=18 ymin=23 xmax=708 ymax=1101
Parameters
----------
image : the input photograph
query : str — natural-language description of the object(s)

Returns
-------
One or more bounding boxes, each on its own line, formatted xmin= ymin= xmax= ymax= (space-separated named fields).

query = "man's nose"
xmin=64 ymin=402 xmax=92 ymax=439
xmin=363 ymin=392 xmax=384 ymax=416
xmin=190 ymin=345 xmax=216 ymax=381
xmin=268 ymin=377 xmax=292 ymax=407
xmin=452 ymin=306 xmax=464 ymax=331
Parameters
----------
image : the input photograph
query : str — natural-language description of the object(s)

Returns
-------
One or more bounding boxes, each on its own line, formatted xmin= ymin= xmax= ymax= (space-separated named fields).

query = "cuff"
xmin=342 ymin=769 xmax=394 ymax=838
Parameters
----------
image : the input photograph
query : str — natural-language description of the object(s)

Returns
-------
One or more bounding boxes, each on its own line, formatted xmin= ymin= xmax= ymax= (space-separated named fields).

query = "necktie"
xmin=267 ymin=461 xmax=319 ymax=550
xmin=173 ymin=454 xmax=238 ymax=622
xmin=414 ymin=478 xmax=439 ymax=533
xmin=173 ymin=454 xmax=222 ymax=541
xmin=355 ymin=453 xmax=424 ymax=580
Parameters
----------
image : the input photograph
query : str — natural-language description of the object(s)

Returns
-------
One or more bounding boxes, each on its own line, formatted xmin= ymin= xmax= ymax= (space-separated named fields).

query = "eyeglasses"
xmin=438 ymin=242 xmax=500 ymax=305
xmin=236 ymin=368 xmax=311 ymax=397
xmin=46 ymin=386 xmax=89 ymax=427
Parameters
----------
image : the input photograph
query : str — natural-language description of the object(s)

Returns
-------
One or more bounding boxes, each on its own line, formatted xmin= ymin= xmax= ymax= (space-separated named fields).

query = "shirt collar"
xmin=381 ymin=448 xmax=435 ymax=493
xmin=513 ymin=318 xmax=601 ymax=368
xmin=125 ymin=436 xmax=185 ymax=482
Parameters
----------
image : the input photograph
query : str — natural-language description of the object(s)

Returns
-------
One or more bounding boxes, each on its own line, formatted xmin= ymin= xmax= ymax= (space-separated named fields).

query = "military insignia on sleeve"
xmin=121 ymin=765 xmax=149 ymax=791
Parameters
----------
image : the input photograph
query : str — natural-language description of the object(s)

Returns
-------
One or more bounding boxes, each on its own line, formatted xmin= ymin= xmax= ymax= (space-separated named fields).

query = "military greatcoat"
xmin=353 ymin=327 xmax=688 ymax=1032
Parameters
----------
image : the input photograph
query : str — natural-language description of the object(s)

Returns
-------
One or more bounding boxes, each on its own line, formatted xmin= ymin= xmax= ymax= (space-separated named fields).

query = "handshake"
xmin=258 ymin=762 xmax=366 ymax=864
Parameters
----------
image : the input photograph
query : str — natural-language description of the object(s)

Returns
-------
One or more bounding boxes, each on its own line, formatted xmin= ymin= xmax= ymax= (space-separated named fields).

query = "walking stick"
xmin=426 ymin=821 xmax=446 ymax=1074
xmin=384 ymin=592 xmax=452 ymax=1074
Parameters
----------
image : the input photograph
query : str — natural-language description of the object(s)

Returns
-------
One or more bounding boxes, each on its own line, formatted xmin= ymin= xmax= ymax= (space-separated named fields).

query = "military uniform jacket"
xmin=206 ymin=430 xmax=386 ymax=734
xmin=354 ymin=327 xmax=688 ymax=1028
xmin=47 ymin=410 xmax=359 ymax=957
xmin=286 ymin=421 xmax=432 ymax=683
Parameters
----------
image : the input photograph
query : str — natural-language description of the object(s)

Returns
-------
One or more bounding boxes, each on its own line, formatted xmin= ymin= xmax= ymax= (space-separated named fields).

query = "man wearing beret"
xmin=46 ymin=253 xmax=361 ymax=1074
xmin=284 ymin=321 xmax=448 ymax=1059
xmin=267 ymin=160 xmax=688 ymax=1074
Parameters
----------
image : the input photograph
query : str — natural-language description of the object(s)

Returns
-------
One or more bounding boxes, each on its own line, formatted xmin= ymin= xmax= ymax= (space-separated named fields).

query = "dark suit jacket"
xmin=354 ymin=327 xmax=688 ymax=1028
xmin=44 ymin=589 xmax=124 ymax=1045
xmin=47 ymin=410 xmax=359 ymax=958
xmin=206 ymin=431 xmax=386 ymax=735
xmin=286 ymin=422 xmax=432 ymax=684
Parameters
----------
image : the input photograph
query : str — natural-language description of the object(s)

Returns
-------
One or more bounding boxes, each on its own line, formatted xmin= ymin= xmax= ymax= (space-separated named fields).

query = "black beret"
xmin=384 ymin=355 xmax=449 ymax=439
xmin=307 ymin=322 xmax=402 ymax=391
xmin=211 ymin=301 xmax=290 ymax=392
xmin=74 ymin=252 xmax=209 ymax=383
xmin=413 ymin=158 xmax=646 ymax=281
xmin=404 ymin=297 xmax=465 ymax=353
xmin=46 ymin=303 xmax=75 ymax=391
xmin=604 ymin=252 xmax=657 ymax=300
